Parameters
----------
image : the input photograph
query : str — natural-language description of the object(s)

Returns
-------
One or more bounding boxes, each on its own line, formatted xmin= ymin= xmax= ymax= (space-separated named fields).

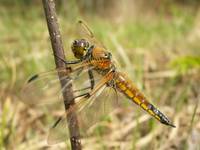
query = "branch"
xmin=42 ymin=0 xmax=82 ymax=149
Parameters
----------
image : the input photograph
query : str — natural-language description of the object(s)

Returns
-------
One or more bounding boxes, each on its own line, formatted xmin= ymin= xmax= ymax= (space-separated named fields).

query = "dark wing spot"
xmin=78 ymin=20 xmax=82 ymax=24
xmin=27 ymin=74 xmax=39 ymax=83
xmin=52 ymin=117 xmax=62 ymax=128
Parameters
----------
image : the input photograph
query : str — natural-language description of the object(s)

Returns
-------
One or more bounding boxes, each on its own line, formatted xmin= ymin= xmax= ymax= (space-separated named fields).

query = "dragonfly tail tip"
xmin=164 ymin=121 xmax=176 ymax=128
xmin=170 ymin=123 xmax=176 ymax=128
xmin=161 ymin=119 xmax=176 ymax=128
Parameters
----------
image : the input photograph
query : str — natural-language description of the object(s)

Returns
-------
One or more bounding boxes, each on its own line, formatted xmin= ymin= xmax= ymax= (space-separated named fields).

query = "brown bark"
xmin=42 ymin=0 xmax=82 ymax=149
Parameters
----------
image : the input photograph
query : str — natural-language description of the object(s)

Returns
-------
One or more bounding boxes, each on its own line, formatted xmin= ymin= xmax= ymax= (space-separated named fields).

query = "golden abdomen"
xmin=115 ymin=72 xmax=175 ymax=127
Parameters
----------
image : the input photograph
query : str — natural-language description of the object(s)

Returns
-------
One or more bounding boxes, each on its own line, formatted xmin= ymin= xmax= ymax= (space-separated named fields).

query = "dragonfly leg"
xmin=74 ymin=67 xmax=84 ymax=79
xmin=113 ymin=82 xmax=119 ymax=105
xmin=74 ymin=65 xmax=95 ymax=90
xmin=73 ymin=86 xmax=91 ymax=93
xmin=54 ymin=53 xmax=82 ymax=64
xmin=74 ymin=92 xmax=90 ymax=99
xmin=88 ymin=69 xmax=95 ymax=89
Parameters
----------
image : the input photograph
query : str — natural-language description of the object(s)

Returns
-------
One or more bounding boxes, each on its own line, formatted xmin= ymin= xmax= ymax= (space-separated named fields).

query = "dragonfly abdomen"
xmin=115 ymin=72 xmax=175 ymax=127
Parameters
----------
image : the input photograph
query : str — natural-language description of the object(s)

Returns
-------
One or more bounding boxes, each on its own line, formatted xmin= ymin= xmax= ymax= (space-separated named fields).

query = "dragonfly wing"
xmin=47 ymin=114 xmax=68 ymax=145
xmin=46 ymin=84 xmax=142 ymax=145
xmin=76 ymin=20 xmax=107 ymax=50
xmin=47 ymin=86 xmax=108 ymax=145
xmin=20 ymin=64 xmax=94 ymax=106
xmin=47 ymin=89 xmax=104 ymax=145
xmin=47 ymin=71 xmax=117 ymax=144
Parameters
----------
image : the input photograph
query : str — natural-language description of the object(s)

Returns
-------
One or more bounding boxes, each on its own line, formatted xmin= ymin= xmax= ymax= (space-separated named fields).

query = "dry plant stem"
xmin=42 ymin=0 xmax=82 ymax=149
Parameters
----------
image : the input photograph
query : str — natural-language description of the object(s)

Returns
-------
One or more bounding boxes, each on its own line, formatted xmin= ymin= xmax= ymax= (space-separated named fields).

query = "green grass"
xmin=0 ymin=3 xmax=200 ymax=150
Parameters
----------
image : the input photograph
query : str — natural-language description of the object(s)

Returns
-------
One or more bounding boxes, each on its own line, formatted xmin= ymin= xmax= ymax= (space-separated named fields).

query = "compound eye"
xmin=86 ymin=41 xmax=89 ymax=47
xmin=104 ymin=52 xmax=111 ymax=59
xmin=82 ymin=41 xmax=88 ymax=50
xmin=83 ymin=41 xmax=89 ymax=49
xmin=74 ymin=40 xmax=78 ymax=44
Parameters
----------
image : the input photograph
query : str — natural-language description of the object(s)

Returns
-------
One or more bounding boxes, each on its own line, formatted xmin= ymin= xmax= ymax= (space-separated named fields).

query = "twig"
xmin=42 ymin=0 xmax=82 ymax=149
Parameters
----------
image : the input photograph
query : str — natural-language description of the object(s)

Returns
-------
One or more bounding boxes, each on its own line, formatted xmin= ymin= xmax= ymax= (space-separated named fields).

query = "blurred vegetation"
xmin=0 ymin=0 xmax=200 ymax=150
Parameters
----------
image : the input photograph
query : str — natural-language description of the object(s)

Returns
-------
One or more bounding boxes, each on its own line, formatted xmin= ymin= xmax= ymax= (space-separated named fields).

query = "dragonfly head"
xmin=71 ymin=39 xmax=90 ymax=59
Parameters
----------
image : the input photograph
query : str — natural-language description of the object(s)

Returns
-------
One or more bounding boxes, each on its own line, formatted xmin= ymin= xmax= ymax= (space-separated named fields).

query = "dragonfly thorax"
xmin=71 ymin=39 xmax=90 ymax=59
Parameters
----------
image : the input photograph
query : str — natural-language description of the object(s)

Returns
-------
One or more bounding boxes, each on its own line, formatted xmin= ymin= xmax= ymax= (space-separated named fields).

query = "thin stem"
xmin=42 ymin=0 xmax=82 ymax=149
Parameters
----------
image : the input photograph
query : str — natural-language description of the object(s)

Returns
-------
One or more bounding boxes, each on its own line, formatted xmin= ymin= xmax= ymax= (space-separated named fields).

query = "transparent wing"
xmin=46 ymin=84 xmax=137 ymax=145
xmin=46 ymin=71 xmax=123 ymax=145
xmin=76 ymin=20 xmax=107 ymax=50
xmin=21 ymin=62 xmax=133 ymax=145
xmin=20 ymin=62 xmax=119 ymax=144
xmin=47 ymin=87 xmax=107 ymax=145
xmin=20 ymin=63 xmax=94 ymax=106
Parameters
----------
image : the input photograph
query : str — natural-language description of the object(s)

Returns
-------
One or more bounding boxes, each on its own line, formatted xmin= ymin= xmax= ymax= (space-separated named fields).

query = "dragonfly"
xmin=21 ymin=20 xmax=175 ymax=145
